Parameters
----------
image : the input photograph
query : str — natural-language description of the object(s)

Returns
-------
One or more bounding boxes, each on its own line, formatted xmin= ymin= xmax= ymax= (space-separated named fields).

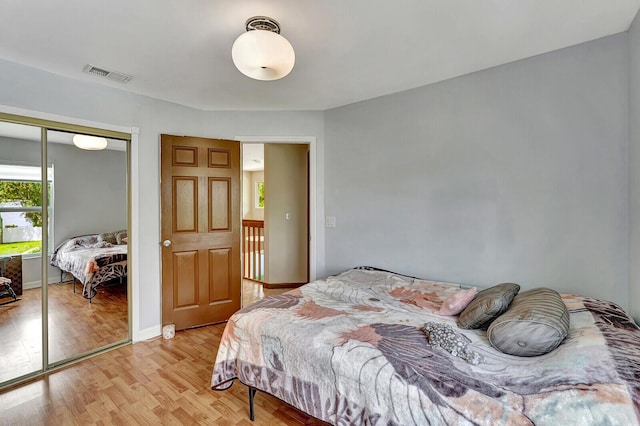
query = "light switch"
xmin=325 ymin=216 xmax=336 ymax=228
xmin=285 ymin=212 xmax=291 ymax=221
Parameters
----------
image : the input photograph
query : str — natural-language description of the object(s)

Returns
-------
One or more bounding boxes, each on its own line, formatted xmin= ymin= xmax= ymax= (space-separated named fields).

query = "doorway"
xmin=241 ymin=140 xmax=311 ymax=299
xmin=160 ymin=135 xmax=241 ymax=330
xmin=158 ymin=135 xmax=316 ymax=327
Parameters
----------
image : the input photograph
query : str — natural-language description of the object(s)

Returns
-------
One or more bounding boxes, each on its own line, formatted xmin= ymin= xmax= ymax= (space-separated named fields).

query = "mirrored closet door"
xmin=0 ymin=114 xmax=131 ymax=388
xmin=46 ymin=130 xmax=129 ymax=364
xmin=0 ymin=121 xmax=44 ymax=383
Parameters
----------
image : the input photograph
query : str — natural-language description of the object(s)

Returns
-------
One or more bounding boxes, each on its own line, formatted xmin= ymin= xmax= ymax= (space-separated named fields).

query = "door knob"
xmin=162 ymin=240 xmax=172 ymax=247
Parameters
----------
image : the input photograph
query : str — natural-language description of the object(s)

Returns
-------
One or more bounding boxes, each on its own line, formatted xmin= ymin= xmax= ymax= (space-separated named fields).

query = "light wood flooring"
xmin=241 ymin=279 xmax=289 ymax=308
xmin=0 ymin=281 xmax=324 ymax=425
xmin=0 ymin=280 xmax=128 ymax=383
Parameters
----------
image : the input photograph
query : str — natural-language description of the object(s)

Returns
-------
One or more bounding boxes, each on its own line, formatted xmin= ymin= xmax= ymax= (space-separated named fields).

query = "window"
xmin=255 ymin=181 xmax=265 ymax=209
xmin=0 ymin=164 xmax=53 ymax=256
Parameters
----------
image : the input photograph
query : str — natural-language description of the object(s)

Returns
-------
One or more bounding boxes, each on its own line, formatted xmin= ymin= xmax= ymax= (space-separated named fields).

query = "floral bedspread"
xmin=50 ymin=235 xmax=127 ymax=298
xmin=211 ymin=268 xmax=640 ymax=425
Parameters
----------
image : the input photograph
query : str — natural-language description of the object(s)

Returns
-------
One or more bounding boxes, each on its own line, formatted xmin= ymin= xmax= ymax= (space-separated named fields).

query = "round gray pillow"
xmin=487 ymin=287 xmax=570 ymax=357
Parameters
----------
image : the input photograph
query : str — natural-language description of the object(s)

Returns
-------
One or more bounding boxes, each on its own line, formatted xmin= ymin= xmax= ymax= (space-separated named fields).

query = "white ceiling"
xmin=0 ymin=1 xmax=639 ymax=111
xmin=242 ymin=144 xmax=264 ymax=172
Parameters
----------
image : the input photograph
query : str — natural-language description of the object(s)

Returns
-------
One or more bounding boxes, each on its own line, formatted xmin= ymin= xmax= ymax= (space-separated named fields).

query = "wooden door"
xmin=161 ymin=135 xmax=241 ymax=330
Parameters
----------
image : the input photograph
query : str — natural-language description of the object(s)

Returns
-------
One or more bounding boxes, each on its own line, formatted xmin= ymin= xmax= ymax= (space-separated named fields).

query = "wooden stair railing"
xmin=242 ymin=219 xmax=264 ymax=282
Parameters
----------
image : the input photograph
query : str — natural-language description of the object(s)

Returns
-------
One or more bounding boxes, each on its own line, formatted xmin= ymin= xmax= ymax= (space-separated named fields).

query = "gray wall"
xmin=264 ymin=144 xmax=308 ymax=284
xmin=0 ymin=57 xmax=325 ymax=336
xmin=325 ymin=34 xmax=630 ymax=309
xmin=50 ymin=142 xmax=127 ymax=246
xmin=629 ymin=12 xmax=640 ymax=322
xmin=0 ymin=136 xmax=126 ymax=247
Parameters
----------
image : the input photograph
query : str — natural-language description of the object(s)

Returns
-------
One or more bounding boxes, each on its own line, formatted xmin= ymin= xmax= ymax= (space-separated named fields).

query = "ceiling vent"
xmin=83 ymin=64 xmax=133 ymax=83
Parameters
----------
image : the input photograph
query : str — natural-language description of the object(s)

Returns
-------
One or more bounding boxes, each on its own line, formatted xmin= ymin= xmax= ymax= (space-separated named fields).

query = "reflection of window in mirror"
xmin=0 ymin=164 xmax=54 ymax=256
xmin=255 ymin=181 xmax=264 ymax=209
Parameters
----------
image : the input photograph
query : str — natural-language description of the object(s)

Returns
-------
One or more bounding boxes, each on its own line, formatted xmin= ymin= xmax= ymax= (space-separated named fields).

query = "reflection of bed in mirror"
xmin=50 ymin=232 xmax=127 ymax=302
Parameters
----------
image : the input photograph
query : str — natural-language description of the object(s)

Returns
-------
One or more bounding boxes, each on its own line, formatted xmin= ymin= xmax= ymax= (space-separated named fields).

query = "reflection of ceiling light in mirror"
xmin=73 ymin=134 xmax=108 ymax=150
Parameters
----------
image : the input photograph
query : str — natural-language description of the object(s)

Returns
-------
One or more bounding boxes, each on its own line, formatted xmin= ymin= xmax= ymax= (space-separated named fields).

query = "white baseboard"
xmin=23 ymin=277 xmax=62 ymax=289
xmin=134 ymin=324 xmax=162 ymax=342
xmin=23 ymin=281 xmax=41 ymax=290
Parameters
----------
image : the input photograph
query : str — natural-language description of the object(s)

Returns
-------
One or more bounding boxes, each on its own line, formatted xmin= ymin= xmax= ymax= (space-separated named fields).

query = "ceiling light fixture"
xmin=232 ymin=16 xmax=295 ymax=81
xmin=73 ymin=134 xmax=108 ymax=150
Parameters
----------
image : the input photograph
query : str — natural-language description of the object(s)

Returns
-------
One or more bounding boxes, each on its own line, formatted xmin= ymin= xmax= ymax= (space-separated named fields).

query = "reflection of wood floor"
xmin=1 ymin=280 xmax=323 ymax=425
xmin=0 ymin=281 xmax=128 ymax=383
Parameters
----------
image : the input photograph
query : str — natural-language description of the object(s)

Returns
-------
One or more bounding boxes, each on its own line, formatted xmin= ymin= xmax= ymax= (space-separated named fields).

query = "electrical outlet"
xmin=325 ymin=216 xmax=336 ymax=228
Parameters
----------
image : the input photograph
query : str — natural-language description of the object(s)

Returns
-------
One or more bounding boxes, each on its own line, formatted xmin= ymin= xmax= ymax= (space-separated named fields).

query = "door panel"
xmin=174 ymin=177 xmax=198 ymax=232
xmin=209 ymin=248 xmax=231 ymax=302
xmin=209 ymin=178 xmax=230 ymax=231
xmin=208 ymin=148 xmax=230 ymax=167
xmin=161 ymin=135 xmax=240 ymax=330
xmin=172 ymin=145 xmax=198 ymax=166
xmin=173 ymin=251 xmax=198 ymax=308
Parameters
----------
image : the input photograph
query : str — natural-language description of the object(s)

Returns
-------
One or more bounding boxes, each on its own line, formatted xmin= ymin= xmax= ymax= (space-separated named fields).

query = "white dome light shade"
xmin=73 ymin=134 xmax=108 ymax=150
xmin=232 ymin=30 xmax=295 ymax=81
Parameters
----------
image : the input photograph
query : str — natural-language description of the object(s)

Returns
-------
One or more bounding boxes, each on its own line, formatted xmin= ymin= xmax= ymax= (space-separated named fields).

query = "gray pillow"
xmin=487 ymin=288 xmax=570 ymax=357
xmin=115 ymin=230 xmax=127 ymax=244
xmin=457 ymin=282 xmax=520 ymax=329
xmin=98 ymin=232 xmax=117 ymax=245
xmin=89 ymin=241 xmax=113 ymax=248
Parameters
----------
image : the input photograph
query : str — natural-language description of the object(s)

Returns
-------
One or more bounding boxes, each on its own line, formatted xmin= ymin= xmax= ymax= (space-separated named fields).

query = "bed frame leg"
xmin=248 ymin=387 xmax=257 ymax=421
xmin=73 ymin=277 xmax=76 ymax=294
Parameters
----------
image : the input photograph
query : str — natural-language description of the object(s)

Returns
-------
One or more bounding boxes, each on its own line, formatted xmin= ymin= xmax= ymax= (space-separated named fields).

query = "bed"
xmin=211 ymin=267 xmax=640 ymax=425
xmin=50 ymin=233 xmax=127 ymax=301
